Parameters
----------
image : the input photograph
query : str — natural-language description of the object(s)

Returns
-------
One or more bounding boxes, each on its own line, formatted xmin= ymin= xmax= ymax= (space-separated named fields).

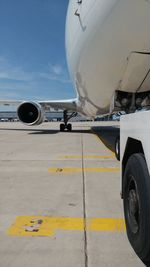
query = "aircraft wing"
xmin=0 ymin=100 xmax=22 ymax=106
xmin=39 ymin=99 xmax=78 ymax=112
xmin=0 ymin=98 xmax=78 ymax=112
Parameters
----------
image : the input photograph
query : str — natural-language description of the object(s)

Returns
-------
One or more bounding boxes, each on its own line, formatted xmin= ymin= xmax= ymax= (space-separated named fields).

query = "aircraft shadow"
xmin=68 ymin=129 xmax=91 ymax=134
xmin=66 ymin=126 xmax=120 ymax=153
xmin=29 ymin=130 xmax=59 ymax=135
xmin=0 ymin=128 xmax=59 ymax=135
xmin=91 ymin=126 xmax=120 ymax=153
xmin=0 ymin=125 xmax=120 ymax=152
xmin=0 ymin=127 xmax=91 ymax=135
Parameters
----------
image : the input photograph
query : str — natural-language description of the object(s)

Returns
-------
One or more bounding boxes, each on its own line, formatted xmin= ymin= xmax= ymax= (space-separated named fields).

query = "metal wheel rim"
xmin=127 ymin=176 xmax=140 ymax=234
xmin=116 ymin=140 xmax=119 ymax=156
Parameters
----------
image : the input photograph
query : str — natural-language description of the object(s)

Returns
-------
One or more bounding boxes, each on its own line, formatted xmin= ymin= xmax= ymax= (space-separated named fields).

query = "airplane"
xmin=2 ymin=0 xmax=150 ymax=132
xmin=1 ymin=0 xmax=150 ymax=265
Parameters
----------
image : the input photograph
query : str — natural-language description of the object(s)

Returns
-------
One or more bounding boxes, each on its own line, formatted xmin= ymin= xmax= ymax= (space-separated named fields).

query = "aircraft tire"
xmin=60 ymin=123 xmax=65 ymax=132
xmin=123 ymin=153 xmax=150 ymax=265
xmin=115 ymin=135 xmax=120 ymax=161
xmin=67 ymin=123 xmax=72 ymax=132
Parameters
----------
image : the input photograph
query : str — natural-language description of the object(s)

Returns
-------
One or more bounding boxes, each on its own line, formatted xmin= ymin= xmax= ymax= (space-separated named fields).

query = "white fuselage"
xmin=66 ymin=0 xmax=150 ymax=117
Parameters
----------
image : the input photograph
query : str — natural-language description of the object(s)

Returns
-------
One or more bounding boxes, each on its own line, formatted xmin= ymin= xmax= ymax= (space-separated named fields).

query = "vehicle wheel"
xmin=67 ymin=123 xmax=72 ymax=132
xmin=60 ymin=123 xmax=65 ymax=131
xmin=123 ymin=153 xmax=150 ymax=265
xmin=115 ymin=135 xmax=120 ymax=161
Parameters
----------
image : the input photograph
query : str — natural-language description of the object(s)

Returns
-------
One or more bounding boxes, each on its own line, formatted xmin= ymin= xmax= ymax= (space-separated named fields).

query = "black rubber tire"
xmin=67 ymin=123 xmax=72 ymax=132
xmin=115 ymin=135 xmax=120 ymax=161
xmin=123 ymin=153 xmax=150 ymax=265
xmin=60 ymin=123 xmax=65 ymax=132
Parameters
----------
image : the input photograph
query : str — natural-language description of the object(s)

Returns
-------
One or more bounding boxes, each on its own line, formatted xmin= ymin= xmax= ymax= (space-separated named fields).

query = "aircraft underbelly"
xmin=118 ymin=52 xmax=150 ymax=93
xmin=66 ymin=0 xmax=150 ymax=116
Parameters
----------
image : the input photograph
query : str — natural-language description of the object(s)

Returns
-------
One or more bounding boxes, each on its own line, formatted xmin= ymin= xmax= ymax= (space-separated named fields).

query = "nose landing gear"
xmin=60 ymin=110 xmax=77 ymax=132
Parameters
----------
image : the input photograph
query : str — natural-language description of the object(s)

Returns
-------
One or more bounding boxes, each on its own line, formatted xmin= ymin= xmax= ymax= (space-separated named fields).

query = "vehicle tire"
xmin=60 ymin=123 xmax=65 ymax=132
xmin=115 ymin=135 xmax=120 ymax=161
xmin=67 ymin=123 xmax=72 ymax=132
xmin=123 ymin=153 xmax=150 ymax=265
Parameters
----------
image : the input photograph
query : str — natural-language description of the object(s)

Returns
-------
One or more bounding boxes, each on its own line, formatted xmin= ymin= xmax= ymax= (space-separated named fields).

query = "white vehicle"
xmin=1 ymin=0 xmax=150 ymax=264
xmin=120 ymin=111 xmax=150 ymax=266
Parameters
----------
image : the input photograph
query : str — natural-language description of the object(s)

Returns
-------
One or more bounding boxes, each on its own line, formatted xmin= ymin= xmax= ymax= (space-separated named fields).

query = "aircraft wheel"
xmin=67 ymin=123 xmax=72 ymax=132
xmin=60 ymin=123 xmax=65 ymax=132
xmin=115 ymin=135 xmax=120 ymax=161
xmin=123 ymin=153 xmax=150 ymax=265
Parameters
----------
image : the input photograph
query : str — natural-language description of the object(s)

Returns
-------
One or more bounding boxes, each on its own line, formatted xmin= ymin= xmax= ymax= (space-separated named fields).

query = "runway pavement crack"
xmin=81 ymin=133 xmax=88 ymax=267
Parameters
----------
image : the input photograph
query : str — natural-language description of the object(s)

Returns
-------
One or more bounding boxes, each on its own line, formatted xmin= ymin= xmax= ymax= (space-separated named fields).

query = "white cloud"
xmin=39 ymin=62 xmax=71 ymax=84
xmin=0 ymin=57 xmax=71 ymax=84
xmin=0 ymin=68 xmax=33 ymax=82
xmin=0 ymin=57 xmax=33 ymax=82
xmin=0 ymin=56 xmax=73 ymax=101
xmin=50 ymin=64 xmax=63 ymax=76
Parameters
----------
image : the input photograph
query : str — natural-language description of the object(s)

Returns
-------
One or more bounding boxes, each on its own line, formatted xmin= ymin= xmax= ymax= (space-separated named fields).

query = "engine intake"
xmin=17 ymin=102 xmax=44 ymax=125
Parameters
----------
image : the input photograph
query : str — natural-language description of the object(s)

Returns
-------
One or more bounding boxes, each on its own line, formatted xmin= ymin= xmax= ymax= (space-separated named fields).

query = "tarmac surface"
xmin=0 ymin=121 xmax=144 ymax=267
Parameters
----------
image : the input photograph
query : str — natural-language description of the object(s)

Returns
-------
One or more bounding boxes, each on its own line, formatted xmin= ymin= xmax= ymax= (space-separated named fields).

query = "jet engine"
xmin=17 ymin=101 xmax=44 ymax=125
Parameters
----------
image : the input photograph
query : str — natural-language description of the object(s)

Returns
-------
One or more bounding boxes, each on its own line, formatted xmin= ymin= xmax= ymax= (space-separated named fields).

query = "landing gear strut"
xmin=60 ymin=110 xmax=77 ymax=132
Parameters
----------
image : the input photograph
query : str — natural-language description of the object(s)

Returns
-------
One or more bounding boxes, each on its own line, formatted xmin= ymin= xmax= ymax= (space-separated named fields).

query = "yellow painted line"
xmin=48 ymin=167 xmax=120 ymax=173
xmin=7 ymin=216 xmax=126 ymax=237
xmin=59 ymin=155 xmax=115 ymax=159
xmin=89 ymin=218 xmax=125 ymax=232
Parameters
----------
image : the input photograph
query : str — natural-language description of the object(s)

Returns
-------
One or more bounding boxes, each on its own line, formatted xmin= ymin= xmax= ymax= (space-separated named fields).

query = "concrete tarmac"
xmin=0 ymin=121 xmax=144 ymax=267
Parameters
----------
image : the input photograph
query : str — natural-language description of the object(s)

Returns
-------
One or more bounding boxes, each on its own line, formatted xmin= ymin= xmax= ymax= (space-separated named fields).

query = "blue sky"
xmin=0 ymin=0 xmax=75 ymax=104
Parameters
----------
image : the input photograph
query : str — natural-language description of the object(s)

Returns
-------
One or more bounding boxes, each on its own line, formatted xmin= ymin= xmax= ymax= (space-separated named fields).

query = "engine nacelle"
xmin=17 ymin=101 xmax=44 ymax=125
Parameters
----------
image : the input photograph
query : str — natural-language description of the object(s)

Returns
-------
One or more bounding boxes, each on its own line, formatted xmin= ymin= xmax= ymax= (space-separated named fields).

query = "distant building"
xmin=0 ymin=111 xmax=18 ymax=121
xmin=0 ymin=111 xmax=91 ymax=122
